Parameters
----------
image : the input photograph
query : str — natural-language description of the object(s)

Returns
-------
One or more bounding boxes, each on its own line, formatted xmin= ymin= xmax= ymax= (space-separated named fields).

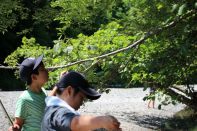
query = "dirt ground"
xmin=0 ymin=88 xmax=185 ymax=131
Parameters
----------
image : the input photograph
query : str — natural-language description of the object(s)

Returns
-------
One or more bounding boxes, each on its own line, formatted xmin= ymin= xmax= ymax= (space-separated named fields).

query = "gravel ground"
xmin=0 ymin=88 xmax=185 ymax=131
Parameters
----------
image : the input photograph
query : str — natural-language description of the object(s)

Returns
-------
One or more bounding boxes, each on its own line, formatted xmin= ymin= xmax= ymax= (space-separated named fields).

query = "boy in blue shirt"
xmin=42 ymin=71 xmax=121 ymax=131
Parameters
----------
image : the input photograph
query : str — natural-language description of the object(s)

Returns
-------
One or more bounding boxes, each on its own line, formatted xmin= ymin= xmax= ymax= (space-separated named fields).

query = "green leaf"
xmin=156 ymin=3 xmax=163 ymax=10
xmin=171 ymin=4 xmax=178 ymax=12
xmin=178 ymin=4 xmax=187 ymax=16
xmin=195 ymin=2 xmax=197 ymax=9
xmin=53 ymin=43 xmax=60 ymax=52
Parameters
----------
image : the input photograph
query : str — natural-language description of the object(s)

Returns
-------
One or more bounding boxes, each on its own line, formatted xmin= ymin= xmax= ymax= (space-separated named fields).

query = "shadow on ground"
xmin=117 ymin=111 xmax=197 ymax=131
xmin=119 ymin=112 xmax=167 ymax=130
xmin=163 ymin=116 xmax=197 ymax=131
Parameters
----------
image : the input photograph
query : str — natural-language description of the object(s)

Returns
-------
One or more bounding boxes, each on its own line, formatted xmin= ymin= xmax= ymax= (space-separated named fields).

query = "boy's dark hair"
xmin=56 ymin=86 xmax=80 ymax=96
xmin=19 ymin=55 xmax=44 ymax=85
xmin=56 ymin=71 xmax=101 ymax=100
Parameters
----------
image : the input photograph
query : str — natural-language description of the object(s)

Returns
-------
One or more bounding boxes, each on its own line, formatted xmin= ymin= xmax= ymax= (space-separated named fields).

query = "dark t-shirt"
xmin=41 ymin=106 xmax=78 ymax=131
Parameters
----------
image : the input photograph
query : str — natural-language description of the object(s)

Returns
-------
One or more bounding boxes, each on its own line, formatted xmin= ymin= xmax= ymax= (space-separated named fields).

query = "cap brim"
xmin=78 ymin=86 xmax=101 ymax=100
xmin=33 ymin=55 xmax=43 ymax=70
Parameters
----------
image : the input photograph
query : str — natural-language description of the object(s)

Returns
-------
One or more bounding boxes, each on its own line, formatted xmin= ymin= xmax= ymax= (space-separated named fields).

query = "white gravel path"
xmin=0 ymin=88 xmax=185 ymax=131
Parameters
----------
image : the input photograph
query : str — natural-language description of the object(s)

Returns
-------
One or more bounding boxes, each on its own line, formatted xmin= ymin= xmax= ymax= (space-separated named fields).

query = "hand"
xmin=104 ymin=115 xmax=122 ymax=131
xmin=49 ymin=86 xmax=58 ymax=96
xmin=8 ymin=124 xmax=20 ymax=131
xmin=60 ymin=70 xmax=68 ymax=78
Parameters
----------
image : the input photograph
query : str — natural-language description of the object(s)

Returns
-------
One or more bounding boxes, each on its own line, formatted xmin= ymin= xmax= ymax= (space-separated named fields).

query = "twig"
xmin=0 ymin=99 xmax=13 ymax=126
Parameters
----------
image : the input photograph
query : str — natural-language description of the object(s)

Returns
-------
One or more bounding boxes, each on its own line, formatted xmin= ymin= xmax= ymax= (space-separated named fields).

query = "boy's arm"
xmin=48 ymin=86 xmax=57 ymax=96
xmin=48 ymin=70 xmax=67 ymax=96
xmin=8 ymin=118 xmax=24 ymax=131
xmin=70 ymin=115 xmax=121 ymax=131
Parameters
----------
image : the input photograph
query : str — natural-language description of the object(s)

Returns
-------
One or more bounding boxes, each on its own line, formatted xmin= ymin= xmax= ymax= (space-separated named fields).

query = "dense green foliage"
xmin=51 ymin=0 xmax=120 ymax=37
xmin=1 ymin=0 xmax=197 ymax=107
xmin=0 ymin=0 xmax=58 ymax=61
xmin=0 ymin=0 xmax=59 ymax=90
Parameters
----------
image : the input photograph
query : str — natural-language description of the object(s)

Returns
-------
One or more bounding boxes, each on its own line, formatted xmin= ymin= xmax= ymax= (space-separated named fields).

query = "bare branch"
xmin=166 ymin=88 xmax=192 ymax=106
xmin=83 ymin=60 xmax=101 ymax=74
xmin=0 ymin=66 xmax=18 ymax=70
xmin=171 ymin=85 xmax=186 ymax=94
xmin=47 ymin=9 xmax=197 ymax=70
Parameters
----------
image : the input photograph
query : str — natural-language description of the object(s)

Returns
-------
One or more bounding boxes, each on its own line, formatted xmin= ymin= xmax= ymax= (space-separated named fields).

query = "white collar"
xmin=45 ymin=96 xmax=80 ymax=115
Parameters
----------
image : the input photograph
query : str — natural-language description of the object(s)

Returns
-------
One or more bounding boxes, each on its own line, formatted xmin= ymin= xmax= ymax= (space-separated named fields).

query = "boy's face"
xmin=36 ymin=64 xmax=49 ymax=86
xmin=70 ymin=90 xmax=86 ymax=110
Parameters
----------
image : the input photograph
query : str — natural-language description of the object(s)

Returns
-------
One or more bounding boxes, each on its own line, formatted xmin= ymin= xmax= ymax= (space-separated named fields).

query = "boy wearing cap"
xmin=8 ymin=55 xmax=57 ymax=131
xmin=41 ymin=71 xmax=121 ymax=131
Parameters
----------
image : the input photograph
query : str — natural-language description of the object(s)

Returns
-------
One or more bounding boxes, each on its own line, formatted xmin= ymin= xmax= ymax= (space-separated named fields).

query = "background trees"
xmin=0 ymin=0 xmax=58 ymax=90
xmin=1 ymin=0 xmax=197 ymax=108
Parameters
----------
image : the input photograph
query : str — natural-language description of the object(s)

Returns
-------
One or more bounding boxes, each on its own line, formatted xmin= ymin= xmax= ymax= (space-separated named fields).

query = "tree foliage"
xmin=0 ymin=0 xmax=58 ymax=57
xmin=51 ymin=0 xmax=122 ymax=37
xmin=3 ymin=0 xmax=197 ymax=108
xmin=0 ymin=0 xmax=59 ymax=90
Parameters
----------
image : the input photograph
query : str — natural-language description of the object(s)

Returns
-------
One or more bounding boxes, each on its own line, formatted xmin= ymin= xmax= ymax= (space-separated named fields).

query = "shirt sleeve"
xmin=42 ymin=88 xmax=48 ymax=96
xmin=58 ymin=112 xmax=78 ymax=131
xmin=15 ymin=97 xmax=27 ymax=119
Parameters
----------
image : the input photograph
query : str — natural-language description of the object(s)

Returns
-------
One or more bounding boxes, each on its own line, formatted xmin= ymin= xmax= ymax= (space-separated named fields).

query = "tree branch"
xmin=171 ymin=85 xmax=186 ymax=95
xmin=1 ymin=10 xmax=196 ymax=70
xmin=0 ymin=66 xmax=18 ymax=70
xmin=166 ymin=88 xmax=192 ymax=106
xmin=83 ymin=60 xmax=101 ymax=74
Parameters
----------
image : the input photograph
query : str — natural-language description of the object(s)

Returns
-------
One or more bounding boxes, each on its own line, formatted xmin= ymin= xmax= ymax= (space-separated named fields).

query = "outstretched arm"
xmin=71 ymin=115 xmax=121 ymax=131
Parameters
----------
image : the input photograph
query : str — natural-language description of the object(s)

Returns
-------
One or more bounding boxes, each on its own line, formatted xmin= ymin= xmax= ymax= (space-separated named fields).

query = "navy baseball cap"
xmin=19 ymin=55 xmax=43 ymax=82
xmin=56 ymin=71 xmax=101 ymax=100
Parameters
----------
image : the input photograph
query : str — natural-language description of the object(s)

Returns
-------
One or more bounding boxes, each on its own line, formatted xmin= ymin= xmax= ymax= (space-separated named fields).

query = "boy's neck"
xmin=28 ymin=84 xmax=42 ymax=93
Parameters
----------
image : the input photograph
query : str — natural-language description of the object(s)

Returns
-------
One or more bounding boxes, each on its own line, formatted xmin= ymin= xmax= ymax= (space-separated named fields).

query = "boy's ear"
xmin=67 ymin=86 xmax=73 ymax=96
xmin=62 ymin=86 xmax=72 ymax=96
xmin=66 ymin=86 xmax=74 ymax=96
xmin=31 ymin=74 xmax=37 ymax=81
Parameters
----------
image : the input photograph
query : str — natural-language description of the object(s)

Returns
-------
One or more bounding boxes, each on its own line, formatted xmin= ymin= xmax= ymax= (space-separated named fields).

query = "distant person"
xmin=41 ymin=71 xmax=122 ymax=131
xmin=8 ymin=55 xmax=57 ymax=131
xmin=148 ymin=87 xmax=156 ymax=108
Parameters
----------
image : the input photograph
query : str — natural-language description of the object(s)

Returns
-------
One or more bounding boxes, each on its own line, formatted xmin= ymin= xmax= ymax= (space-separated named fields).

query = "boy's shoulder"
xmin=18 ymin=88 xmax=47 ymax=101
xmin=18 ymin=90 xmax=31 ymax=99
